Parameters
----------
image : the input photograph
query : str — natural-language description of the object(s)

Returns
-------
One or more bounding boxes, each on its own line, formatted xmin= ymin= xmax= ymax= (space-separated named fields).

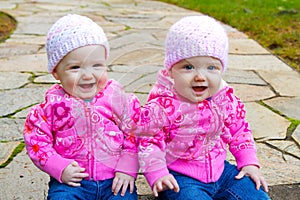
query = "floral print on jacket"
xmin=138 ymin=69 xmax=260 ymax=187
xmin=24 ymin=80 xmax=140 ymax=182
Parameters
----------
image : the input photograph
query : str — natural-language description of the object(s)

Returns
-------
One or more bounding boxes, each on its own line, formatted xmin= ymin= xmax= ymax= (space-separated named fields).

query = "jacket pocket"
xmin=103 ymin=124 xmax=124 ymax=154
xmin=54 ymin=128 xmax=84 ymax=158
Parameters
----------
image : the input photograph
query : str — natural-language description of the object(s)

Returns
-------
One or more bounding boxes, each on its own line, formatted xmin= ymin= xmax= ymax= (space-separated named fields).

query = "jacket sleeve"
xmin=109 ymin=81 xmax=141 ymax=178
xmin=224 ymin=90 xmax=260 ymax=170
xmin=137 ymin=101 xmax=170 ymax=188
xmin=23 ymin=103 xmax=73 ymax=182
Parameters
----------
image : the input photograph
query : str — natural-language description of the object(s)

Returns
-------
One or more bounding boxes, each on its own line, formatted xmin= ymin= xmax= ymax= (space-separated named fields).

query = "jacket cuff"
xmin=144 ymin=167 xmax=170 ymax=188
xmin=234 ymin=149 xmax=260 ymax=170
xmin=115 ymin=152 xmax=139 ymax=178
xmin=44 ymin=154 xmax=73 ymax=183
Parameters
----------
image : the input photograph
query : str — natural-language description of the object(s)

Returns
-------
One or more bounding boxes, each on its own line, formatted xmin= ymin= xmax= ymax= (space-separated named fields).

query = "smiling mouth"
xmin=79 ymin=83 xmax=95 ymax=89
xmin=192 ymin=86 xmax=207 ymax=93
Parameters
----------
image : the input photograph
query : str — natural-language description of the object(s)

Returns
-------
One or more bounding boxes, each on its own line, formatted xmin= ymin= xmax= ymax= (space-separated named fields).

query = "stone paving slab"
xmin=259 ymin=70 xmax=300 ymax=97
xmin=230 ymin=84 xmax=275 ymax=102
xmin=256 ymin=143 xmax=300 ymax=185
xmin=0 ymin=87 xmax=47 ymax=117
xmin=0 ymin=118 xmax=25 ymax=141
xmin=0 ymin=150 xmax=49 ymax=200
xmin=228 ymin=54 xmax=294 ymax=72
xmin=108 ymin=72 xmax=142 ymax=87
xmin=229 ymin=38 xmax=270 ymax=55
xmin=109 ymin=44 xmax=164 ymax=66
xmin=0 ymin=141 xmax=20 ymax=165
xmin=33 ymin=74 xmax=59 ymax=84
xmin=0 ymin=72 xmax=31 ymax=90
xmin=266 ymin=140 xmax=300 ymax=160
xmin=265 ymin=97 xmax=300 ymax=120
xmin=111 ymin=65 xmax=162 ymax=74
xmin=292 ymin=126 xmax=300 ymax=146
xmin=245 ymin=102 xmax=290 ymax=140
xmin=0 ymin=54 xmax=47 ymax=72
xmin=223 ymin=69 xmax=268 ymax=85
xmin=0 ymin=43 xmax=41 ymax=58
xmin=226 ymin=142 xmax=300 ymax=185
xmin=6 ymin=35 xmax=46 ymax=45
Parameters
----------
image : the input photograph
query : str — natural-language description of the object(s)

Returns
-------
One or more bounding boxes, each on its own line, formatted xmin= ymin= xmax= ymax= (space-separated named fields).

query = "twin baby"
xmin=23 ymin=14 xmax=270 ymax=200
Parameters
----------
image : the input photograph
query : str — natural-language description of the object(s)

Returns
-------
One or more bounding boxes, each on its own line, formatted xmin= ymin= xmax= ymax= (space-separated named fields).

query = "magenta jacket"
xmin=138 ymin=69 xmax=260 ymax=187
xmin=24 ymin=80 xmax=140 ymax=182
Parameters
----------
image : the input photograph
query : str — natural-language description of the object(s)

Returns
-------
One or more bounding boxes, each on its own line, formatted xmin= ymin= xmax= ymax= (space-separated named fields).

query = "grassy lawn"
xmin=159 ymin=0 xmax=300 ymax=72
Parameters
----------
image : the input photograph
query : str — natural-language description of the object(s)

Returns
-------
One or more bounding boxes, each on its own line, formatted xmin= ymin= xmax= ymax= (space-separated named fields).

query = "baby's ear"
xmin=168 ymin=69 xmax=174 ymax=79
xmin=52 ymin=71 xmax=60 ymax=80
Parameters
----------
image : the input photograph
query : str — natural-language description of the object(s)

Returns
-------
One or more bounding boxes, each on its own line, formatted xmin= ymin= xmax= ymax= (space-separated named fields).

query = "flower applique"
xmin=131 ymin=99 xmax=141 ymax=123
xmin=158 ymin=97 xmax=175 ymax=115
xmin=28 ymin=135 xmax=51 ymax=166
xmin=53 ymin=102 xmax=70 ymax=120
xmin=236 ymin=101 xmax=246 ymax=119
xmin=24 ymin=123 xmax=33 ymax=135
xmin=52 ymin=102 xmax=74 ymax=131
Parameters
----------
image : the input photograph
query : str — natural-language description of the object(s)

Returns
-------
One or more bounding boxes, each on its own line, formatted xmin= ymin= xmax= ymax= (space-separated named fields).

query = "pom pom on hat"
xmin=46 ymin=14 xmax=109 ymax=73
xmin=164 ymin=15 xmax=228 ymax=72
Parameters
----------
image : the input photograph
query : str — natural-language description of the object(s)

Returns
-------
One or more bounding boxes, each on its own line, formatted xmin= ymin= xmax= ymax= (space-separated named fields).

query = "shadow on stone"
xmin=269 ymin=183 xmax=300 ymax=200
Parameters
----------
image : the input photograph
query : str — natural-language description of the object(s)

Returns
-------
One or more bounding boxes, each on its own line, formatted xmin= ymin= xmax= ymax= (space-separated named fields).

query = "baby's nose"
xmin=82 ymin=68 xmax=93 ymax=78
xmin=194 ymin=71 xmax=205 ymax=81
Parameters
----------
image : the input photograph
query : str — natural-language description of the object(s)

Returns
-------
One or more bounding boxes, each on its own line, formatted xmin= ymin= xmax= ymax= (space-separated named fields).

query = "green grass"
xmin=159 ymin=0 xmax=300 ymax=72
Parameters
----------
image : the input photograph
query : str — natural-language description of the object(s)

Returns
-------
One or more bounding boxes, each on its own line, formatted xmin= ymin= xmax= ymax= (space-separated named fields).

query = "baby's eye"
xmin=184 ymin=65 xmax=194 ymax=70
xmin=69 ymin=66 xmax=80 ymax=70
xmin=207 ymin=65 xmax=217 ymax=70
xmin=93 ymin=63 xmax=105 ymax=68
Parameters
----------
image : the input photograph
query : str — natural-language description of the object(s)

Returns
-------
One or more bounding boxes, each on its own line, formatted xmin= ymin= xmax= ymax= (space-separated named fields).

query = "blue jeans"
xmin=47 ymin=177 xmax=138 ymax=200
xmin=158 ymin=161 xmax=270 ymax=200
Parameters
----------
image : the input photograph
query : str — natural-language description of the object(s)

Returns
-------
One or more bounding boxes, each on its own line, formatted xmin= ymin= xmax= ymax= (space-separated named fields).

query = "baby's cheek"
xmin=98 ymin=72 xmax=108 ymax=88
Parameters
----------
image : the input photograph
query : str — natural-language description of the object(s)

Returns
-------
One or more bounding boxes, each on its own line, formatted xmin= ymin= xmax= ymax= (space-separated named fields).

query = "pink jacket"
xmin=138 ymin=69 xmax=260 ymax=187
xmin=24 ymin=80 xmax=140 ymax=182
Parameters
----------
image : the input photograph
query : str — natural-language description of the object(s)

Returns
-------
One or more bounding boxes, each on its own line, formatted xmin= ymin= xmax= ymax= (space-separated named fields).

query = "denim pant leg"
xmin=158 ymin=171 xmax=214 ymax=200
xmin=47 ymin=178 xmax=97 ymax=200
xmin=47 ymin=177 xmax=138 ymax=200
xmin=214 ymin=161 xmax=271 ymax=200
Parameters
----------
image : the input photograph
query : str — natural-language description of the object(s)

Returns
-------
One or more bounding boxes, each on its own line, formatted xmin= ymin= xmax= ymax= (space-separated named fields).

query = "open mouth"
xmin=192 ymin=86 xmax=207 ymax=93
xmin=79 ymin=83 xmax=94 ymax=90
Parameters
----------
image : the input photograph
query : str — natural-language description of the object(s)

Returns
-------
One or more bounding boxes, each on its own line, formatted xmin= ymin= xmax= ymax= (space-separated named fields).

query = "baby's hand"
xmin=153 ymin=174 xmax=180 ymax=197
xmin=112 ymin=172 xmax=135 ymax=196
xmin=235 ymin=165 xmax=268 ymax=192
xmin=61 ymin=161 xmax=89 ymax=187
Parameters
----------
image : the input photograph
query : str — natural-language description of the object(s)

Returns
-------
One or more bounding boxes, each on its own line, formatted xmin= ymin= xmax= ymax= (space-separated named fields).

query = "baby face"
xmin=52 ymin=45 xmax=107 ymax=100
xmin=169 ymin=56 xmax=223 ymax=103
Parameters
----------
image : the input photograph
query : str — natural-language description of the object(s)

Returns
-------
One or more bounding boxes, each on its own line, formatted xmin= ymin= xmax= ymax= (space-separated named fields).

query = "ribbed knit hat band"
xmin=164 ymin=15 xmax=228 ymax=72
xmin=46 ymin=14 xmax=109 ymax=73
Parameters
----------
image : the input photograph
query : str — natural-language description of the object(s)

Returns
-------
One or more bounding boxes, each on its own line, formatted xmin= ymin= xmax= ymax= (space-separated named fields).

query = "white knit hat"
xmin=46 ymin=14 xmax=109 ymax=73
xmin=165 ymin=15 xmax=228 ymax=72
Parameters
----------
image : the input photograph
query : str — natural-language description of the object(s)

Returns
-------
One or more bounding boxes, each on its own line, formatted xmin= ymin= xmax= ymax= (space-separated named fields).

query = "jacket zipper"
xmin=85 ymin=102 xmax=94 ymax=180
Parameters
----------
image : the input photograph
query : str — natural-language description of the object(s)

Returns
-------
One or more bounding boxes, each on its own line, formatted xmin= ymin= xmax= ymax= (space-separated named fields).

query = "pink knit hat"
xmin=46 ymin=14 xmax=109 ymax=73
xmin=164 ymin=15 xmax=228 ymax=72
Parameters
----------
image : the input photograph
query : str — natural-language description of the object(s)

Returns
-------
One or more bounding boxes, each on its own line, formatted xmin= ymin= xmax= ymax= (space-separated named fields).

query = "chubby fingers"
xmin=153 ymin=184 xmax=160 ymax=197
xmin=112 ymin=177 xmax=129 ymax=196
xmin=235 ymin=167 xmax=268 ymax=192
xmin=235 ymin=170 xmax=245 ymax=180
xmin=261 ymin=177 xmax=269 ymax=192
xmin=68 ymin=172 xmax=89 ymax=187
xmin=172 ymin=179 xmax=180 ymax=193
xmin=153 ymin=176 xmax=180 ymax=197
xmin=251 ymin=174 xmax=269 ymax=192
